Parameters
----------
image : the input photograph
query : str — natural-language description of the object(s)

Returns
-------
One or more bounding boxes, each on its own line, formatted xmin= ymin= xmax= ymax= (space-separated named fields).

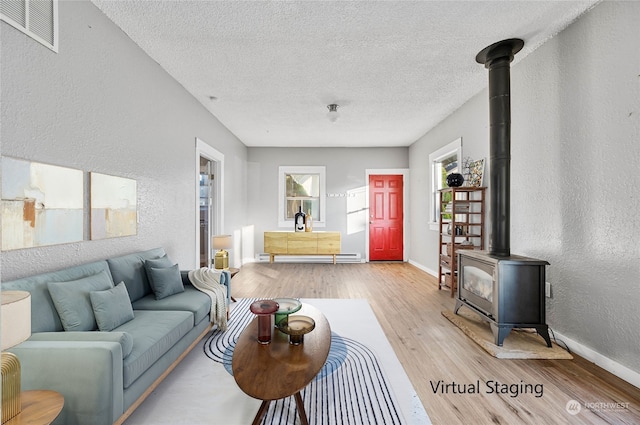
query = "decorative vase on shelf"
xmin=446 ymin=173 xmax=464 ymax=187
xmin=305 ymin=209 xmax=313 ymax=232
xmin=294 ymin=206 xmax=306 ymax=232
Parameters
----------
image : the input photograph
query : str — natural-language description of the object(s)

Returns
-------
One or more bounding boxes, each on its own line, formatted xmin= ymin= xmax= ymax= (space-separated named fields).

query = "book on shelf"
xmin=443 ymin=203 xmax=470 ymax=213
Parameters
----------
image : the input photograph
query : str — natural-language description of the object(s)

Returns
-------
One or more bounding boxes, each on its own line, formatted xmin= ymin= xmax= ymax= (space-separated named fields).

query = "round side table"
xmin=5 ymin=390 xmax=64 ymax=425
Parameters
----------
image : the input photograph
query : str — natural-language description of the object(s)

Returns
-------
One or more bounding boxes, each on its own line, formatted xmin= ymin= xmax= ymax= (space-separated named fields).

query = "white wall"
xmin=409 ymin=1 xmax=640 ymax=379
xmin=247 ymin=147 xmax=408 ymax=259
xmin=0 ymin=1 xmax=248 ymax=280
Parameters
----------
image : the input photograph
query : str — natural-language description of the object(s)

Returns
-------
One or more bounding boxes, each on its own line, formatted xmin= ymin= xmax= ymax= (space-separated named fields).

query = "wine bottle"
xmin=294 ymin=206 xmax=306 ymax=232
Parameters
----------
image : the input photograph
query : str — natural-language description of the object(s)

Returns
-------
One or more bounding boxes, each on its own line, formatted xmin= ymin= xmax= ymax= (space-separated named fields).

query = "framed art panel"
xmin=1 ymin=157 xmax=83 ymax=250
xmin=90 ymin=172 xmax=137 ymax=239
xmin=467 ymin=158 xmax=485 ymax=187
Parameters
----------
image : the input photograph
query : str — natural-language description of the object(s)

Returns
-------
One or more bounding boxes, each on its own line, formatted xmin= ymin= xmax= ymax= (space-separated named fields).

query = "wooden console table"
xmin=264 ymin=231 xmax=341 ymax=264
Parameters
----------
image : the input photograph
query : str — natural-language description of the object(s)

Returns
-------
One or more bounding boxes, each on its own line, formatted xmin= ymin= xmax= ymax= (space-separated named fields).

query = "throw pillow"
xmin=47 ymin=270 xmax=114 ymax=331
xmin=144 ymin=255 xmax=173 ymax=270
xmin=144 ymin=255 xmax=174 ymax=292
xmin=147 ymin=264 xmax=184 ymax=300
xmin=90 ymin=281 xmax=135 ymax=332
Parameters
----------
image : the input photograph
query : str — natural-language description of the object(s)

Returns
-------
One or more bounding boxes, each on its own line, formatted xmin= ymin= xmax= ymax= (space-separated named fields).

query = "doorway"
xmin=195 ymin=138 xmax=224 ymax=269
xmin=199 ymin=157 xmax=213 ymax=267
xmin=368 ymin=174 xmax=404 ymax=261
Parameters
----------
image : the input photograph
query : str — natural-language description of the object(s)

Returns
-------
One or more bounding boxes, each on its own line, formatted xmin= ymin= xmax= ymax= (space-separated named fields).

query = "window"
xmin=1 ymin=0 xmax=58 ymax=52
xmin=278 ymin=166 xmax=326 ymax=228
xmin=429 ymin=138 xmax=461 ymax=229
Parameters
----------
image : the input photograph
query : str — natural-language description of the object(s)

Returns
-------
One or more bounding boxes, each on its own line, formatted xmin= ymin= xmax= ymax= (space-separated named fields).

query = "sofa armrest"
xmin=180 ymin=270 xmax=192 ymax=286
xmin=9 ymin=340 xmax=123 ymax=425
xmin=28 ymin=331 xmax=134 ymax=359
xmin=182 ymin=269 xmax=231 ymax=304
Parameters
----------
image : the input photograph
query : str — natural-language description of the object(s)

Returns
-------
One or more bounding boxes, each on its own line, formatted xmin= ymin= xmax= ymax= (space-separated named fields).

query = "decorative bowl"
xmin=273 ymin=298 xmax=302 ymax=326
xmin=276 ymin=315 xmax=315 ymax=345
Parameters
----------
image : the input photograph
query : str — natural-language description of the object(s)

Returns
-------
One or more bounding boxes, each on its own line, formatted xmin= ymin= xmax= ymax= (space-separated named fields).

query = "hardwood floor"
xmin=231 ymin=262 xmax=640 ymax=425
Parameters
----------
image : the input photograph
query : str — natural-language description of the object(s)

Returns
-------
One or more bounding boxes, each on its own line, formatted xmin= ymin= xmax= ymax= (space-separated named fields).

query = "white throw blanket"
xmin=188 ymin=267 xmax=228 ymax=331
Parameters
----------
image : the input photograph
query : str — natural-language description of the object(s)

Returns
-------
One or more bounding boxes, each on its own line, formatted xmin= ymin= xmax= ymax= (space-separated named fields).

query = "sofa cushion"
xmin=47 ymin=270 xmax=114 ymax=331
xmin=107 ymin=248 xmax=166 ymax=303
xmin=114 ymin=310 xmax=193 ymax=388
xmin=90 ymin=282 xmax=135 ymax=332
xmin=2 ymin=261 xmax=113 ymax=333
xmin=132 ymin=286 xmax=211 ymax=326
xmin=147 ymin=264 xmax=184 ymax=300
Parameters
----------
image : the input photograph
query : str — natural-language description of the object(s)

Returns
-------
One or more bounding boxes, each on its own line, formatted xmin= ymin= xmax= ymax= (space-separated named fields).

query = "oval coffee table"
xmin=232 ymin=302 xmax=331 ymax=425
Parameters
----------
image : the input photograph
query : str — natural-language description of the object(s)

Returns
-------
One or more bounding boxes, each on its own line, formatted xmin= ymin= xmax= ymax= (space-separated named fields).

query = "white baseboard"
xmin=551 ymin=330 xmax=640 ymax=389
xmin=408 ymin=259 xmax=438 ymax=277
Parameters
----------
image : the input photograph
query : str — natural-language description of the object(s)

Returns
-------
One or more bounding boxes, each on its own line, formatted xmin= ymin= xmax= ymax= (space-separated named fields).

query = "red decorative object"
xmin=249 ymin=300 xmax=279 ymax=344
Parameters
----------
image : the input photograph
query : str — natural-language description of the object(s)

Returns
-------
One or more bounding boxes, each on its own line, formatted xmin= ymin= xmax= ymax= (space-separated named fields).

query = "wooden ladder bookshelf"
xmin=438 ymin=187 xmax=486 ymax=297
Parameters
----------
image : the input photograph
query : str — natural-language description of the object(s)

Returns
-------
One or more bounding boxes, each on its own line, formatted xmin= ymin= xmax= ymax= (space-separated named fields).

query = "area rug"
xmin=204 ymin=298 xmax=428 ymax=424
xmin=122 ymin=298 xmax=430 ymax=425
xmin=442 ymin=309 xmax=573 ymax=360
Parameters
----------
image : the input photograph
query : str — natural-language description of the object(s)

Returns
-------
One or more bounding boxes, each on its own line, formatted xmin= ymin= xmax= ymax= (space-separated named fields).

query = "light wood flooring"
xmin=230 ymin=262 xmax=640 ymax=425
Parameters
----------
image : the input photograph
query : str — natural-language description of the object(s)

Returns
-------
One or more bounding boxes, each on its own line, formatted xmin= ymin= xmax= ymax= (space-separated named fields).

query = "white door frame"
xmin=364 ymin=168 xmax=409 ymax=263
xmin=195 ymin=138 xmax=224 ymax=268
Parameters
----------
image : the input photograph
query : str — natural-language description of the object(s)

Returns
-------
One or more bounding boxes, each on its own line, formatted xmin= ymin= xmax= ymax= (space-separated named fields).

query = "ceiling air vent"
xmin=1 ymin=0 xmax=58 ymax=52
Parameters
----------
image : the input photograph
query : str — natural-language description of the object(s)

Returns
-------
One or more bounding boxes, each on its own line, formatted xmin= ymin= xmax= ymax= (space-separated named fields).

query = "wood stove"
xmin=455 ymin=251 xmax=551 ymax=346
xmin=453 ymin=38 xmax=552 ymax=347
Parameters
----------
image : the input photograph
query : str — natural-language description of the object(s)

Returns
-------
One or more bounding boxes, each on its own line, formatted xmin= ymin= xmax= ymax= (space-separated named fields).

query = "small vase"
xmin=305 ymin=210 xmax=313 ymax=232
xmin=446 ymin=173 xmax=465 ymax=187
xmin=294 ymin=206 xmax=306 ymax=232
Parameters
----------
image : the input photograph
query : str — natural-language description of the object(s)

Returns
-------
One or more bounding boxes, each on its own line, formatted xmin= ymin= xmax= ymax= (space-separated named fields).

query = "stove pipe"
xmin=476 ymin=38 xmax=524 ymax=257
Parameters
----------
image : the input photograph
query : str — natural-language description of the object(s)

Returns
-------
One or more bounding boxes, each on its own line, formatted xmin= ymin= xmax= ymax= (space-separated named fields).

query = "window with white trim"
xmin=1 ymin=0 xmax=58 ymax=52
xmin=278 ymin=166 xmax=326 ymax=228
xmin=429 ymin=138 xmax=461 ymax=229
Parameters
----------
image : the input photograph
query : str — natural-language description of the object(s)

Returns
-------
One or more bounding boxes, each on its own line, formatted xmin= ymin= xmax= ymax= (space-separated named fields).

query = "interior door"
xmin=369 ymin=174 xmax=404 ymax=261
xmin=199 ymin=157 xmax=213 ymax=267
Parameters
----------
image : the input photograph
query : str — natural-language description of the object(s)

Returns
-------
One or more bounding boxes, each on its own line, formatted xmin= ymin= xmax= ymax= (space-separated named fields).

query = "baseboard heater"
xmin=256 ymin=253 xmax=363 ymax=264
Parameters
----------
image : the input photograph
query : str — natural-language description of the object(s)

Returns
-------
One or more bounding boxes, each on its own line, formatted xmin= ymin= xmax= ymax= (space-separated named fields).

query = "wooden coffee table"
xmin=232 ymin=303 xmax=331 ymax=425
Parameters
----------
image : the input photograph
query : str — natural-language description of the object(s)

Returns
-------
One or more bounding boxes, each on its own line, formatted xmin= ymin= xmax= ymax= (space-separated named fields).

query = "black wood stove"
xmin=453 ymin=38 xmax=552 ymax=348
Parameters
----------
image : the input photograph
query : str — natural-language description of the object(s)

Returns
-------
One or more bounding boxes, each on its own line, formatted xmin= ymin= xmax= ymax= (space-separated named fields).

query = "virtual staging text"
xmin=430 ymin=380 xmax=544 ymax=398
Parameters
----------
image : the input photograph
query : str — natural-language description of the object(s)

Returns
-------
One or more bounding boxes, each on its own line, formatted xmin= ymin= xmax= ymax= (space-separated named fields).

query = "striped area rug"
xmin=203 ymin=298 xmax=404 ymax=425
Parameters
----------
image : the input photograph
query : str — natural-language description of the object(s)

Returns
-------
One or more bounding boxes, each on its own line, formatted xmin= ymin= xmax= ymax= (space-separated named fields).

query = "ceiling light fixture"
xmin=326 ymin=104 xmax=339 ymax=123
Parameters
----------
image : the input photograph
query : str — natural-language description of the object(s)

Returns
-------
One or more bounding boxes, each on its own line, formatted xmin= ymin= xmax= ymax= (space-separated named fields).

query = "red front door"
xmin=369 ymin=174 xmax=404 ymax=261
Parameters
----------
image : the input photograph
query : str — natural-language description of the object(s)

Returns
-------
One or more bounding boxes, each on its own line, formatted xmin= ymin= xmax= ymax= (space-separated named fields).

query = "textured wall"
xmin=1 ymin=1 xmax=247 ymax=280
xmin=247 ymin=147 xmax=409 ymax=258
xmin=410 ymin=1 xmax=640 ymax=374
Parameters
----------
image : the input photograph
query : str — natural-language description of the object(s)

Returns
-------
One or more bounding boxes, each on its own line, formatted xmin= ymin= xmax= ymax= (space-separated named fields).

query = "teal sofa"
xmin=2 ymin=248 xmax=228 ymax=425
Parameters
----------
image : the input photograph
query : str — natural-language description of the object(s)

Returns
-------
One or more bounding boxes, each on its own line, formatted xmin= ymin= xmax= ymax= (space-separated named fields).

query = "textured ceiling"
xmin=91 ymin=1 xmax=598 ymax=147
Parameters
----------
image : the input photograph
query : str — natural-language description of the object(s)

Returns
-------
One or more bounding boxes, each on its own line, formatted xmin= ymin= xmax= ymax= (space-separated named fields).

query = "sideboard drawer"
xmin=317 ymin=233 xmax=340 ymax=254
xmin=287 ymin=233 xmax=318 ymax=254
xmin=264 ymin=232 xmax=288 ymax=254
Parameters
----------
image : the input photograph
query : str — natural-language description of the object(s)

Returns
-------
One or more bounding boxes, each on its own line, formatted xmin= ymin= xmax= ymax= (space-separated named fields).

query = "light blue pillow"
xmin=47 ymin=270 xmax=114 ymax=331
xmin=147 ymin=264 xmax=184 ymax=300
xmin=144 ymin=255 xmax=173 ymax=271
xmin=90 ymin=281 xmax=135 ymax=332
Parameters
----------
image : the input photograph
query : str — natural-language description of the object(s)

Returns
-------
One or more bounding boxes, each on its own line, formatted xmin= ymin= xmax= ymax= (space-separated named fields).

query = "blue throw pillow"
xmin=147 ymin=264 xmax=184 ymax=300
xmin=90 ymin=281 xmax=135 ymax=332
xmin=48 ymin=270 xmax=114 ymax=331
xmin=144 ymin=255 xmax=173 ymax=271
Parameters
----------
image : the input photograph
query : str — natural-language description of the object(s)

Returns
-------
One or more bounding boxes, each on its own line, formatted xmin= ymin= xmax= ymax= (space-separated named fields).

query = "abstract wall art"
xmin=1 ymin=156 xmax=84 ymax=250
xmin=90 ymin=172 xmax=137 ymax=239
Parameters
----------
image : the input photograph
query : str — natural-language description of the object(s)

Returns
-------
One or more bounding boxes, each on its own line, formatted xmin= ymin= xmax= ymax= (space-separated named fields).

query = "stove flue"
xmin=475 ymin=38 xmax=523 ymax=257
